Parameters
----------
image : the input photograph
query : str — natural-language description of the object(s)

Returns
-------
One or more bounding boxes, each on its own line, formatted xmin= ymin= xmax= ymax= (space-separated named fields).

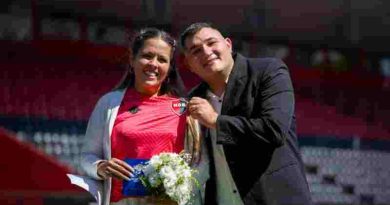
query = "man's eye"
xmin=208 ymin=41 xmax=217 ymax=46
xmin=191 ymin=48 xmax=201 ymax=55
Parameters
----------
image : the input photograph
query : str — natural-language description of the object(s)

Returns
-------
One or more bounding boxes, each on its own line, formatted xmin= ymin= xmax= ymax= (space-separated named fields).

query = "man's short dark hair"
xmin=179 ymin=22 xmax=219 ymax=51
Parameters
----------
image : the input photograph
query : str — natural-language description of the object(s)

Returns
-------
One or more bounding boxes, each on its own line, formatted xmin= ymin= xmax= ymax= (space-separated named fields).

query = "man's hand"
xmin=188 ymin=97 xmax=218 ymax=129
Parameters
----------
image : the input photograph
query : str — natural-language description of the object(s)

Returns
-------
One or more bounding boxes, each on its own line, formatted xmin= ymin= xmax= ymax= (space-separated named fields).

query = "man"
xmin=180 ymin=22 xmax=312 ymax=205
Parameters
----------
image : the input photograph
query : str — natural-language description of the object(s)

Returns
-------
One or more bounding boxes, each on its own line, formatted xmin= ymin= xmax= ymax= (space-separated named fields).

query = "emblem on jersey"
xmin=171 ymin=98 xmax=188 ymax=115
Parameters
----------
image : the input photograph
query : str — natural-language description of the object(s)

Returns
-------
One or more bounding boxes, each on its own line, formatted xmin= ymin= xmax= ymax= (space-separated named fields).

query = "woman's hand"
xmin=97 ymin=158 xmax=134 ymax=181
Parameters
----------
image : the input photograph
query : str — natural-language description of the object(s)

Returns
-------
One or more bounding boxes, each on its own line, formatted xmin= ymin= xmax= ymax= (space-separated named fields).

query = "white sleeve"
xmin=80 ymin=95 xmax=109 ymax=180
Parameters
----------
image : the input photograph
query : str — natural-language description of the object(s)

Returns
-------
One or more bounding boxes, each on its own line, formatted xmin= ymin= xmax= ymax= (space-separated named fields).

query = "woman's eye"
xmin=158 ymin=57 xmax=168 ymax=63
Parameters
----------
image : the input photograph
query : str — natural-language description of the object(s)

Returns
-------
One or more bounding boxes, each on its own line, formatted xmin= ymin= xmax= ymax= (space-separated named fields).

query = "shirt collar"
xmin=207 ymin=90 xmax=224 ymax=102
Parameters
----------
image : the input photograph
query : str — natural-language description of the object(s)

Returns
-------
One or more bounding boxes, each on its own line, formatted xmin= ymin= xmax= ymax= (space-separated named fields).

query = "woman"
xmin=79 ymin=28 xmax=209 ymax=205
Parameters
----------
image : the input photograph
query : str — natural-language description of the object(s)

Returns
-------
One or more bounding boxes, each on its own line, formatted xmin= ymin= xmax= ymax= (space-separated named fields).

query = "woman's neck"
xmin=134 ymin=85 xmax=160 ymax=97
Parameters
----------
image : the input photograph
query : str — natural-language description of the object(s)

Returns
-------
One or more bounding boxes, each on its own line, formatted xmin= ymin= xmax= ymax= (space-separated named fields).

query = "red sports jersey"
xmin=110 ymin=88 xmax=187 ymax=202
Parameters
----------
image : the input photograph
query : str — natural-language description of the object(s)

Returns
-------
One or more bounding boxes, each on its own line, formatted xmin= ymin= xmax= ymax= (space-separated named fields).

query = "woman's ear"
xmin=129 ymin=52 xmax=134 ymax=69
xmin=127 ymin=64 xmax=133 ymax=74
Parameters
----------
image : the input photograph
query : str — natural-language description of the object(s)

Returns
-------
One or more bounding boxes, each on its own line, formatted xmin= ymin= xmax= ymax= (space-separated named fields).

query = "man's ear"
xmin=225 ymin=37 xmax=233 ymax=52
xmin=180 ymin=53 xmax=192 ymax=72
xmin=183 ymin=57 xmax=194 ymax=72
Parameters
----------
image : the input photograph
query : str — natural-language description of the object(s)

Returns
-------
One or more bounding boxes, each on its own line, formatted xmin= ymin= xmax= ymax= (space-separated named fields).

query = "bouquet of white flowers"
xmin=134 ymin=152 xmax=198 ymax=205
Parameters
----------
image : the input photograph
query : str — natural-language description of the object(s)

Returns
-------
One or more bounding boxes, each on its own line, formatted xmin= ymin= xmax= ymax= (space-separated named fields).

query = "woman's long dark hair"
xmin=114 ymin=27 xmax=186 ymax=97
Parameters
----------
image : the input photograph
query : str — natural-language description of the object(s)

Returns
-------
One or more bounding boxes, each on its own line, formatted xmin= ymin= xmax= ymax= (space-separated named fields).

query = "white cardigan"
xmin=68 ymin=89 xmax=209 ymax=205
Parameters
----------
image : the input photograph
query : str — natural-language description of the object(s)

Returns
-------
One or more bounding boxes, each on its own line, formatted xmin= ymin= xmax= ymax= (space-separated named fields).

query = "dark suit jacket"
xmin=190 ymin=53 xmax=312 ymax=205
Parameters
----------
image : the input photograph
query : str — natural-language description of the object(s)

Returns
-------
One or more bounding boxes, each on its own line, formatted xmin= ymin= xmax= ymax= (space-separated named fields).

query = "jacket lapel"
xmin=221 ymin=53 xmax=248 ymax=114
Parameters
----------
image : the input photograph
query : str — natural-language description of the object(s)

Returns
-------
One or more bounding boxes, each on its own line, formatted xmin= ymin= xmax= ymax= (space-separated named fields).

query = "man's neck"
xmin=208 ymin=80 xmax=226 ymax=97
xmin=206 ymin=64 xmax=233 ymax=97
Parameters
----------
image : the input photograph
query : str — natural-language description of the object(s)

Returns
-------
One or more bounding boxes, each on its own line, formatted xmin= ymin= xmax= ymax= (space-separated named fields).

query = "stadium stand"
xmin=1 ymin=39 xmax=390 ymax=205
